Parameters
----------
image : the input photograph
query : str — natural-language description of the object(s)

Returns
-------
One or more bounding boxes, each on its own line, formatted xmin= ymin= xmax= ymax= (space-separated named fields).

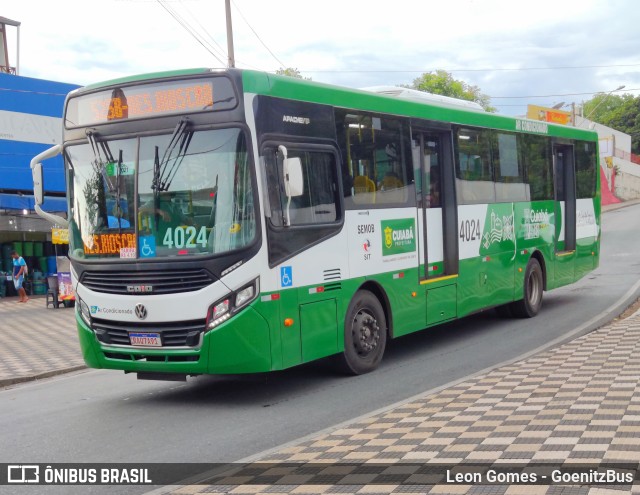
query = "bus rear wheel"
xmin=339 ymin=290 xmax=387 ymax=375
xmin=511 ymin=258 xmax=543 ymax=318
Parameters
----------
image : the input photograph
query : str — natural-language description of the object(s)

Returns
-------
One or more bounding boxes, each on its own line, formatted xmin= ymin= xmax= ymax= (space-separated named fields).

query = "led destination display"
xmin=66 ymin=77 xmax=236 ymax=127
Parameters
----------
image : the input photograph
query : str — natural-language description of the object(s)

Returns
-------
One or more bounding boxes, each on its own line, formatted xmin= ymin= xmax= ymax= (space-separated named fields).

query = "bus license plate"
xmin=129 ymin=332 xmax=161 ymax=347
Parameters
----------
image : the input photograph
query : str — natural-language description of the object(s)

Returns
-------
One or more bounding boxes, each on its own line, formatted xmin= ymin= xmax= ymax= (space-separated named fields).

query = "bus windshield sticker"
xmin=105 ymin=161 xmax=135 ymax=176
xmin=139 ymin=236 xmax=157 ymax=258
xmin=119 ymin=247 xmax=136 ymax=258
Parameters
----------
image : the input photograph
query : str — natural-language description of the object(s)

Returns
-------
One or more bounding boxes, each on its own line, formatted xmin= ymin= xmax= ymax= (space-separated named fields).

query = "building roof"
xmin=0 ymin=16 xmax=21 ymax=27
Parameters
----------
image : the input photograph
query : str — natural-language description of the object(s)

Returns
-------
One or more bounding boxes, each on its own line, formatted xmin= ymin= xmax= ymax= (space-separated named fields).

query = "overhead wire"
xmin=230 ymin=0 xmax=286 ymax=69
xmin=489 ymin=88 xmax=637 ymax=100
xmin=156 ymin=0 xmax=226 ymax=66
xmin=156 ymin=0 xmax=263 ymax=70
xmin=301 ymin=63 xmax=640 ymax=74
xmin=176 ymin=0 xmax=230 ymax=62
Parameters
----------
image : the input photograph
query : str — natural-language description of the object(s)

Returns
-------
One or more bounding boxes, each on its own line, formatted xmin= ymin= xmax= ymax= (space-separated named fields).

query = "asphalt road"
xmin=1 ymin=204 xmax=639 ymax=494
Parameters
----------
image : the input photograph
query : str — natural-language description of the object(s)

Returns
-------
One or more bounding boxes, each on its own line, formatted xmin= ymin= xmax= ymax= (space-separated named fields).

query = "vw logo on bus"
xmin=135 ymin=304 xmax=148 ymax=320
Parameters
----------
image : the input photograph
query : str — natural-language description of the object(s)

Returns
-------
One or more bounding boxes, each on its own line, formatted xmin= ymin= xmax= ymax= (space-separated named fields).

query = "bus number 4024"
xmin=162 ymin=226 xmax=208 ymax=249
xmin=459 ymin=219 xmax=481 ymax=242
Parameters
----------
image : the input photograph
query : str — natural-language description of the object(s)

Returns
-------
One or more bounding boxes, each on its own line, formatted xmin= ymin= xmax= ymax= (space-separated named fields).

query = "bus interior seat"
xmin=353 ymin=175 xmax=376 ymax=204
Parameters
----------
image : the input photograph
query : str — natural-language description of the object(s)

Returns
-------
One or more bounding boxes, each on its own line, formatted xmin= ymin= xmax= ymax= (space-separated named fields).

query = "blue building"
xmin=0 ymin=72 xmax=79 ymax=210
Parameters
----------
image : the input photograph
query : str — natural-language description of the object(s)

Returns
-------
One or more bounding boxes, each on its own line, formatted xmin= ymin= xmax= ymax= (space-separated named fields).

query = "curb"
xmin=602 ymin=198 xmax=640 ymax=212
xmin=0 ymin=365 xmax=87 ymax=389
xmin=235 ymin=277 xmax=640 ymax=465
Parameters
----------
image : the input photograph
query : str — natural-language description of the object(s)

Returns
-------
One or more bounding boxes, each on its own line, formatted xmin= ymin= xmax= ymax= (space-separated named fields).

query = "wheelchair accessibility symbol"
xmin=280 ymin=266 xmax=293 ymax=288
xmin=139 ymin=235 xmax=156 ymax=258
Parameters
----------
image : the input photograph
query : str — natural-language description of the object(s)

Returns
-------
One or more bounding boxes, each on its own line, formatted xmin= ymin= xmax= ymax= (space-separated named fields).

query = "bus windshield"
xmin=67 ymin=127 xmax=256 ymax=260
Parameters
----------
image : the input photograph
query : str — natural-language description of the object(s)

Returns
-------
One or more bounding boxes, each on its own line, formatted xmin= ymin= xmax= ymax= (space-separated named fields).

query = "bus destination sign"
xmin=84 ymin=233 xmax=137 ymax=256
xmin=66 ymin=77 xmax=236 ymax=127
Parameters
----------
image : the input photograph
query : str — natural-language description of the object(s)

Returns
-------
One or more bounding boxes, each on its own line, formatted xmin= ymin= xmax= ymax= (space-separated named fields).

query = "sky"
xmin=2 ymin=0 xmax=640 ymax=116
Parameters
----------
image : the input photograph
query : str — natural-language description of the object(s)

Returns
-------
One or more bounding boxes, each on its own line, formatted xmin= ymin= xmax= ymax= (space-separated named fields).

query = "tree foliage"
xmin=405 ymin=70 xmax=496 ymax=112
xmin=583 ymin=93 xmax=640 ymax=154
xmin=275 ymin=67 xmax=311 ymax=80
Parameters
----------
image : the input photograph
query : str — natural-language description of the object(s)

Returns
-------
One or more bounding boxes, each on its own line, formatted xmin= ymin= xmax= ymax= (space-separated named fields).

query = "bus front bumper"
xmin=76 ymin=305 xmax=272 ymax=376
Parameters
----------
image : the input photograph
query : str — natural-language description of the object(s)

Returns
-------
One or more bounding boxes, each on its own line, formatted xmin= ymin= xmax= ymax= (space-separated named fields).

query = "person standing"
xmin=11 ymin=250 xmax=29 ymax=303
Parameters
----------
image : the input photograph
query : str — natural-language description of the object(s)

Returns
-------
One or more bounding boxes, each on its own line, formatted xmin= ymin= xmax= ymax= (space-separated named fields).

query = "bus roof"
xmin=241 ymin=70 xmax=598 ymax=142
xmin=69 ymin=67 xmax=598 ymax=142
xmin=360 ymin=86 xmax=486 ymax=112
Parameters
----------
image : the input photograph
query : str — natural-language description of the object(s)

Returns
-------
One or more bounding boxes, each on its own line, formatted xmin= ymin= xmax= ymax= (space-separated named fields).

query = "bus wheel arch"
xmin=338 ymin=284 xmax=389 ymax=375
xmin=530 ymin=250 xmax=548 ymax=291
xmin=358 ymin=281 xmax=393 ymax=338
xmin=511 ymin=255 xmax=544 ymax=318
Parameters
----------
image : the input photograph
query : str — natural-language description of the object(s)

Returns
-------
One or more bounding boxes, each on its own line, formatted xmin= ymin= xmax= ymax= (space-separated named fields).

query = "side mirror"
xmin=283 ymin=157 xmax=304 ymax=198
xmin=30 ymin=144 xmax=68 ymax=226
xmin=277 ymin=145 xmax=304 ymax=227
xmin=32 ymin=162 xmax=44 ymax=205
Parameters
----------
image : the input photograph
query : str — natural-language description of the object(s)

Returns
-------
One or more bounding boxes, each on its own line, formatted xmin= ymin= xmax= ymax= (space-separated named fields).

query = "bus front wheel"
xmin=511 ymin=258 xmax=543 ymax=318
xmin=339 ymin=290 xmax=387 ymax=375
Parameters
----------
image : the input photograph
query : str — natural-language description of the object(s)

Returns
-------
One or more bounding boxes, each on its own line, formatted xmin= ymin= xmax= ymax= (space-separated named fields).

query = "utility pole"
xmin=225 ymin=0 xmax=235 ymax=68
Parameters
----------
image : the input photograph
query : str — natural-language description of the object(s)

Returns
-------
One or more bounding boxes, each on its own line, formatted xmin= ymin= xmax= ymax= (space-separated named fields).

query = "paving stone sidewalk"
xmin=0 ymin=295 xmax=84 ymax=387
xmin=163 ymin=310 xmax=640 ymax=495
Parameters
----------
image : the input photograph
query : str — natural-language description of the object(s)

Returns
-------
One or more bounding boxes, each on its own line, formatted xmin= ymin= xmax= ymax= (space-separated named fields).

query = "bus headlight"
xmin=77 ymin=295 xmax=92 ymax=327
xmin=206 ymin=278 xmax=259 ymax=330
xmin=235 ymin=284 xmax=255 ymax=307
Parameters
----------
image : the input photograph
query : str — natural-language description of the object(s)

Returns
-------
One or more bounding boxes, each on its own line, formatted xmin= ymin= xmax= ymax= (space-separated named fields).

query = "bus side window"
xmin=336 ymin=110 xmax=412 ymax=207
xmin=455 ymin=127 xmax=495 ymax=204
xmin=575 ymin=141 xmax=597 ymax=198
xmin=493 ymin=132 xmax=528 ymax=202
xmin=522 ymin=134 xmax=553 ymax=201
xmin=264 ymin=151 xmax=285 ymax=227
xmin=264 ymin=147 xmax=339 ymax=227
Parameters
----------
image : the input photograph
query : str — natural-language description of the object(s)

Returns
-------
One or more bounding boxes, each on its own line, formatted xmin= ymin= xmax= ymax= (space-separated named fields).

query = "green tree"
xmin=582 ymin=93 xmax=632 ymax=123
xmin=405 ymin=70 xmax=496 ymax=112
xmin=275 ymin=67 xmax=311 ymax=80
xmin=583 ymin=93 xmax=640 ymax=154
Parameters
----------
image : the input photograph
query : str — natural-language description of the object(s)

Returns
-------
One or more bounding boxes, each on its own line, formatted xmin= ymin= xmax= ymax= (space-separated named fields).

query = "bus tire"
xmin=511 ymin=258 xmax=543 ymax=318
xmin=339 ymin=290 xmax=387 ymax=375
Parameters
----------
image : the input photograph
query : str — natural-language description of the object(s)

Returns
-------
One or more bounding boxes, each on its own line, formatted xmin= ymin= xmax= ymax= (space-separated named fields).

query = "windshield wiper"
xmin=152 ymin=117 xmax=193 ymax=192
xmin=113 ymin=149 xmax=125 ymax=232
xmin=86 ymin=129 xmax=117 ymax=192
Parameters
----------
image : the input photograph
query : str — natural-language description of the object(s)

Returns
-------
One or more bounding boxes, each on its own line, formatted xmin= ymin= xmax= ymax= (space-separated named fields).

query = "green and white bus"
xmin=31 ymin=68 xmax=600 ymax=379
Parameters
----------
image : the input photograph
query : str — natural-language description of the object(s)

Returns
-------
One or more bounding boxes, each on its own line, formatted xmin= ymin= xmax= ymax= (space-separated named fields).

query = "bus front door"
xmin=553 ymin=143 xmax=576 ymax=285
xmin=414 ymin=130 xmax=458 ymax=325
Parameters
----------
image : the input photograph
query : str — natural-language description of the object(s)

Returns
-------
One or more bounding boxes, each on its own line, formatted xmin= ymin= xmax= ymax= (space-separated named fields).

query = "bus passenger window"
xmin=575 ymin=141 xmax=597 ymax=198
xmin=335 ymin=110 xmax=412 ymax=207
xmin=455 ymin=127 xmax=495 ymax=204
xmin=493 ymin=132 xmax=527 ymax=202
xmin=522 ymin=134 xmax=553 ymax=201
xmin=264 ymin=148 xmax=339 ymax=226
